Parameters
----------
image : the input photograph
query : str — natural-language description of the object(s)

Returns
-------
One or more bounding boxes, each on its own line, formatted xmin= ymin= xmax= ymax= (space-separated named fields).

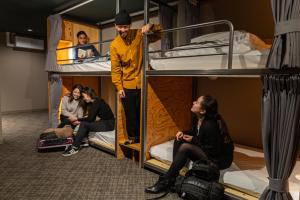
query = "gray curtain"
xmin=45 ymin=14 xmax=62 ymax=71
xmin=261 ymin=75 xmax=300 ymax=200
xmin=49 ymin=74 xmax=62 ymax=128
xmin=0 ymin=87 xmax=2 ymax=144
xmin=267 ymin=0 xmax=300 ymax=69
xmin=178 ymin=0 xmax=200 ymax=44
xmin=159 ymin=0 xmax=174 ymax=50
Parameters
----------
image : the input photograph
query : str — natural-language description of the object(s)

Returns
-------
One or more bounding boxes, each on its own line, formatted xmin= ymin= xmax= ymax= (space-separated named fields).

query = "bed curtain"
xmin=49 ymin=74 xmax=62 ymax=128
xmin=261 ymin=0 xmax=300 ymax=199
xmin=159 ymin=0 xmax=174 ymax=50
xmin=266 ymin=0 xmax=300 ymax=69
xmin=0 ymin=87 xmax=2 ymax=144
xmin=45 ymin=14 xmax=62 ymax=72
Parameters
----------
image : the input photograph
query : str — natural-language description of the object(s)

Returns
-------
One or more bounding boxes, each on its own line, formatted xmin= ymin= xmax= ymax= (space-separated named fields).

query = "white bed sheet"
xmin=150 ymin=49 xmax=269 ymax=70
xmin=88 ymin=130 xmax=115 ymax=147
xmin=149 ymin=140 xmax=300 ymax=199
xmin=56 ymin=61 xmax=111 ymax=72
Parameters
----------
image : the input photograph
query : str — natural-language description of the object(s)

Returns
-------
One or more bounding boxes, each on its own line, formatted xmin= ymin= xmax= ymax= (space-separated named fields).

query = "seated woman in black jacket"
xmin=145 ymin=95 xmax=234 ymax=194
xmin=62 ymin=87 xmax=115 ymax=156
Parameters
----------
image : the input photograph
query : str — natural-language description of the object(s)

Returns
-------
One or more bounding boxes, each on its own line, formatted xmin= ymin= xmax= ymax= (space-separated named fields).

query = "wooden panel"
xmin=56 ymin=40 xmax=73 ymax=64
xmin=116 ymin=96 xmax=127 ymax=159
xmin=61 ymin=77 xmax=73 ymax=97
xmin=62 ymin=20 xmax=73 ymax=41
xmin=197 ymin=77 xmax=262 ymax=148
xmin=146 ymin=77 xmax=193 ymax=159
xmin=72 ymin=77 xmax=100 ymax=95
xmin=72 ymin=23 xmax=100 ymax=52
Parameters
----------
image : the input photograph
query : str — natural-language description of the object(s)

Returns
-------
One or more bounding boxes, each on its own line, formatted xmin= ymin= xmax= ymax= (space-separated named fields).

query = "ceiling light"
xmin=27 ymin=28 xmax=33 ymax=32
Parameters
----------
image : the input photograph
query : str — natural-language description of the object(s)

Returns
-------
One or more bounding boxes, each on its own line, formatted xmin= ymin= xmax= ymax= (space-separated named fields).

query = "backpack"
xmin=186 ymin=160 xmax=220 ymax=182
xmin=175 ymin=159 xmax=224 ymax=200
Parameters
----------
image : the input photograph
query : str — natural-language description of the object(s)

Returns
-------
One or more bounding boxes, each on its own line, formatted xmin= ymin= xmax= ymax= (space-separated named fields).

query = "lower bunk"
xmin=144 ymin=141 xmax=300 ymax=200
xmin=88 ymin=130 xmax=115 ymax=154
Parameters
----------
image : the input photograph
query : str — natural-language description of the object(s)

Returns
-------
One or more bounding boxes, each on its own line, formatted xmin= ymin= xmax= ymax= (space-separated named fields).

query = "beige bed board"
xmin=89 ymin=138 xmax=115 ymax=151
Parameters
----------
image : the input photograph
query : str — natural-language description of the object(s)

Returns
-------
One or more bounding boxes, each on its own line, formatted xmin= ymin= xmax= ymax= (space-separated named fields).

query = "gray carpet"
xmin=0 ymin=112 xmax=180 ymax=200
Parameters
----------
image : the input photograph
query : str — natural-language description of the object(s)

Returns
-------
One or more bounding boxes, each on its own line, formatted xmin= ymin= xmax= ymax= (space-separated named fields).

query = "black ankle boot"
xmin=145 ymin=176 xmax=174 ymax=194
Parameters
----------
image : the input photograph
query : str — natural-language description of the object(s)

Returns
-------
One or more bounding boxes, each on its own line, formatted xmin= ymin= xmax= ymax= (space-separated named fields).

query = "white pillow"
xmin=190 ymin=31 xmax=253 ymax=54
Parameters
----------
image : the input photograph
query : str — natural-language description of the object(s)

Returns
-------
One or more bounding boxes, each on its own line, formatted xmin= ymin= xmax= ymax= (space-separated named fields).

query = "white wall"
xmin=0 ymin=47 xmax=48 ymax=113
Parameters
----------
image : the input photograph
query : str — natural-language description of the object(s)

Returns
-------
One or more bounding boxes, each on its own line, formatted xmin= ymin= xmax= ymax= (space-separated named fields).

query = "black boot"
xmin=145 ymin=176 xmax=174 ymax=194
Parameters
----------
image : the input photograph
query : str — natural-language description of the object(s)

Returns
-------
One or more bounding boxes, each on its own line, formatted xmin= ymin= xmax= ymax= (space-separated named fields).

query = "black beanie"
xmin=115 ymin=10 xmax=131 ymax=25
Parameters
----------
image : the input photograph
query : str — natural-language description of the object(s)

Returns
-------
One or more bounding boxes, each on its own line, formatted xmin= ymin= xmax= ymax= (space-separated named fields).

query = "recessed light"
xmin=27 ymin=28 xmax=33 ymax=32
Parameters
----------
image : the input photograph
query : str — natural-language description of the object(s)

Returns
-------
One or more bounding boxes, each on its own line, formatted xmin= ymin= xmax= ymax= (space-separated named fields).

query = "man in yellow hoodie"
xmin=110 ymin=10 xmax=161 ymax=144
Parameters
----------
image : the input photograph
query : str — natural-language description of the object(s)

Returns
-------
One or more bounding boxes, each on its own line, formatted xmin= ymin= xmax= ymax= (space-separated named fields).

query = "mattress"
xmin=149 ymin=140 xmax=300 ymax=199
xmin=149 ymin=30 xmax=270 ymax=70
xmin=88 ymin=130 xmax=115 ymax=148
xmin=56 ymin=61 xmax=111 ymax=72
xmin=150 ymin=49 xmax=269 ymax=70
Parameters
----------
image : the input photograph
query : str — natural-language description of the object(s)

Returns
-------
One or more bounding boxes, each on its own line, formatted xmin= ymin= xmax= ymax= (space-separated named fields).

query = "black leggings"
xmin=165 ymin=139 xmax=233 ymax=179
xmin=165 ymin=140 xmax=208 ymax=179
xmin=73 ymin=119 xmax=115 ymax=148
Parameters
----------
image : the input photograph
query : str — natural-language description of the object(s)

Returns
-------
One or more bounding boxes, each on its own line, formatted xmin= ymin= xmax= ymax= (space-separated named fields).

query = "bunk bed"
xmin=141 ymin=0 xmax=300 ymax=199
xmin=46 ymin=16 xmax=117 ymax=155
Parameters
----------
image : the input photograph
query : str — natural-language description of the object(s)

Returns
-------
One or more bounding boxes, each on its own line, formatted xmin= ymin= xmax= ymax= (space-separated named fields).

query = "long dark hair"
xmin=201 ymin=95 xmax=232 ymax=143
xmin=82 ymin=87 xmax=98 ymax=100
xmin=68 ymin=84 xmax=86 ymax=114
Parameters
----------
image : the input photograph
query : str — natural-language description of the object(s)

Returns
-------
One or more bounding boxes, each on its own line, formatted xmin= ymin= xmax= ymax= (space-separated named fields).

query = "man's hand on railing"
xmin=142 ymin=23 xmax=154 ymax=34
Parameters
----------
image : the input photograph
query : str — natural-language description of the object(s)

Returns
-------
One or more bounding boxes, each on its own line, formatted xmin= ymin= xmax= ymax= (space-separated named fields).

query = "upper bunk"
xmin=145 ymin=20 xmax=275 ymax=77
xmin=55 ymin=39 xmax=112 ymax=76
xmin=46 ymin=0 xmax=300 ymax=77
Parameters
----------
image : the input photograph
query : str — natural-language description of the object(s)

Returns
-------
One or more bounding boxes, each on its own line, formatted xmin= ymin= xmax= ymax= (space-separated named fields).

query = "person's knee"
xmin=178 ymin=143 xmax=192 ymax=153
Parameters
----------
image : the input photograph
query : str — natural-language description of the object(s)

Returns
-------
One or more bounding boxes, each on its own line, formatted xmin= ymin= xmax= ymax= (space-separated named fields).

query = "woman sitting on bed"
xmin=62 ymin=87 xmax=115 ymax=156
xmin=75 ymin=31 xmax=99 ymax=62
xmin=58 ymin=84 xmax=86 ymax=128
xmin=145 ymin=95 xmax=234 ymax=194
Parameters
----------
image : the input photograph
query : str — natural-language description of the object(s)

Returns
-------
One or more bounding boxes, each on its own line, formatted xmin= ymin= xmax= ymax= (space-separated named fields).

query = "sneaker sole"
xmin=62 ymin=150 xmax=79 ymax=157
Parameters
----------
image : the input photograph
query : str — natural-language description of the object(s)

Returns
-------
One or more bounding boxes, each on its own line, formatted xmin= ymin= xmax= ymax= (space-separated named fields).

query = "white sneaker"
xmin=62 ymin=145 xmax=79 ymax=157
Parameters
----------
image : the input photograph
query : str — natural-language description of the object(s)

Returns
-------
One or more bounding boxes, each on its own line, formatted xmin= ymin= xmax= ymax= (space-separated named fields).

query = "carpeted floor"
xmin=0 ymin=112 xmax=180 ymax=200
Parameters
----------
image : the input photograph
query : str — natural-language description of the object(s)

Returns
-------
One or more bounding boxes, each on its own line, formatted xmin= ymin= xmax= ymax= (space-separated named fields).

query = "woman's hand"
xmin=72 ymin=121 xmax=80 ymax=125
xmin=182 ymin=135 xmax=193 ymax=142
xmin=176 ymin=131 xmax=183 ymax=141
xmin=68 ymin=116 xmax=77 ymax=122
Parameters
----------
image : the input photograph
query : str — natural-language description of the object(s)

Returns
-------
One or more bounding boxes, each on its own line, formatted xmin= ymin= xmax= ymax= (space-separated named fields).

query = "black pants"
xmin=165 ymin=140 xmax=232 ymax=179
xmin=57 ymin=115 xmax=71 ymax=128
xmin=73 ymin=119 xmax=115 ymax=148
xmin=122 ymin=89 xmax=141 ymax=141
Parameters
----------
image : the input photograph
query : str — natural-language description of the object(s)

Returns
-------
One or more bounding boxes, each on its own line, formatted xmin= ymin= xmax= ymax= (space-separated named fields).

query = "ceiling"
xmin=0 ymin=0 xmax=163 ymax=38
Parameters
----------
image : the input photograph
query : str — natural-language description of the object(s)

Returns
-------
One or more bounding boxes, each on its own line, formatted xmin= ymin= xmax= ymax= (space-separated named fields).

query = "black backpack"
xmin=186 ymin=160 xmax=220 ymax=182
xmin=175 ymin=160 xmax=224 ymax=200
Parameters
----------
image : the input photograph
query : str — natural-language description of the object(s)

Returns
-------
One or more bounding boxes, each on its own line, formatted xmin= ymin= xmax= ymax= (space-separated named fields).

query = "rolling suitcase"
xmin=37 ymin=131 xmax=73 ymax=151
